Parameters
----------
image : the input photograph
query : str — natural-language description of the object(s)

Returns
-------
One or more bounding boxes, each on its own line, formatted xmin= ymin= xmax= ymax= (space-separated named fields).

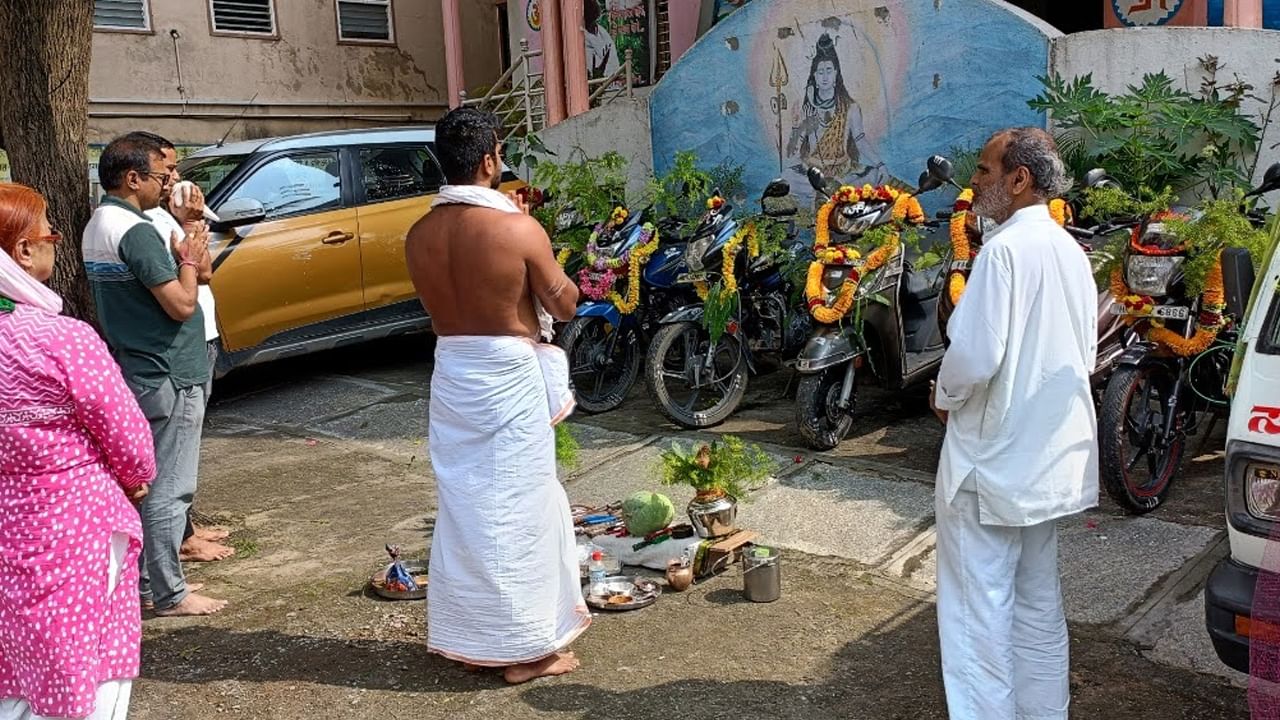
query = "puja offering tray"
xmin=583 ymin=575 xmax=661 ymax=611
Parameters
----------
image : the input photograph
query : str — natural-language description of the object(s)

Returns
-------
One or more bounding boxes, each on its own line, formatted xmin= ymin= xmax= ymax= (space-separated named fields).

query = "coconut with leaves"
xmin=658 ymin=435 xmax=774 ymax=538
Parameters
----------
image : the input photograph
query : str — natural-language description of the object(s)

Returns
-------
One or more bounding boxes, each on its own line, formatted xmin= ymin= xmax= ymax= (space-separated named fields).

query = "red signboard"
xmin=1104 ymin=0 xmax=1209 ymax=27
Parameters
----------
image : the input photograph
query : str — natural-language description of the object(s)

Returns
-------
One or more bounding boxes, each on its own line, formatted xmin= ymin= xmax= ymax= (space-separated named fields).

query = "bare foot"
xmin=503 ymin=652 xmax=580 ymax=684
xmin=153 ymin=592 xmax=228 ymax=617
xmin=141 ymin=583 xmax=203 ymax=611
xmin=180 ymin=536 xmax=236 ymax=562
xmin=194 ymin=525 xmax=230 ymax=542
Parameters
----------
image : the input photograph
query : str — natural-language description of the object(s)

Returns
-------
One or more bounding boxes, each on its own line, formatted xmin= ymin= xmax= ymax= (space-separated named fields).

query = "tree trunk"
xmin=0 ymin=0 xmax=96 ymax=322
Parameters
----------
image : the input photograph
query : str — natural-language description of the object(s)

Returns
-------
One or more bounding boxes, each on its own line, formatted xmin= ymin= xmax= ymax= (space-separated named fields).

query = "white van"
xmin=1206 ymin=231 xmax=1280 ymax=673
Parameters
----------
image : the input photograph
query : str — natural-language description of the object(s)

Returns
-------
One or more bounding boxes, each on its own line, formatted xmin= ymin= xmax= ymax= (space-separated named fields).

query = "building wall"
xmin=649 ymin=0 xmax=1059 ymax=215
xmin=538 ymin=96 xmax=653 ymax=199
xmin=1050 ymin=27 xmax=1280 ymax=188
xmin=88 ymin=0 xmax=502 ymax=147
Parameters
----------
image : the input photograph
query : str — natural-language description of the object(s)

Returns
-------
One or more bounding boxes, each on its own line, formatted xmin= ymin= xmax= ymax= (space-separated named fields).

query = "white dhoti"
xmin=426 ymin=336 xmax=589 ymax=665
xmin=935 ymin=481 xmax=1069 ymax=720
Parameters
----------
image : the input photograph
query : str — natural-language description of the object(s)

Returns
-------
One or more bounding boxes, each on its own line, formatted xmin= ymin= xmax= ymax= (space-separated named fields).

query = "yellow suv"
xmin=180 ymin=126 xmax=522 ymax=376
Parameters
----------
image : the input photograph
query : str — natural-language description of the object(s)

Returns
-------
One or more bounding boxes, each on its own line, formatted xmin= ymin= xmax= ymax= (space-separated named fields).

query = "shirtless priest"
xmin=405 ymin=107 xmax=588 ymax=684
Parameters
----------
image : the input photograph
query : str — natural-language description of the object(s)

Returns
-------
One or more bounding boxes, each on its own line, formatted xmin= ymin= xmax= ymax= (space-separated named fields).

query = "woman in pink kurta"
xmin=0 ymin=183 xmax=155 ymax=720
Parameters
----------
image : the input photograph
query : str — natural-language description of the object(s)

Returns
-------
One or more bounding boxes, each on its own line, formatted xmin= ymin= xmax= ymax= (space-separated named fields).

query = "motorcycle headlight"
xmin=830 ymin=203 xmax=881 ymax=237
xmin=1125 ymin=255 xmax=1183 ymax=297
xmin=822 ymin=265 xmax=851 ymax=292
xmin=1245 ymin=462 xmax=1280 ymax=522
xmin=685 ymin=236 xmax=713 ymax=272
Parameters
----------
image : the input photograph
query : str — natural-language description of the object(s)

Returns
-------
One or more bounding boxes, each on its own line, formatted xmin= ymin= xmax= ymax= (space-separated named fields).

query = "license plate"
xmin=677 ymin=272 xmax=708 ymax=284
xmin=1109 ymin=302 xmax=1190 ymax=320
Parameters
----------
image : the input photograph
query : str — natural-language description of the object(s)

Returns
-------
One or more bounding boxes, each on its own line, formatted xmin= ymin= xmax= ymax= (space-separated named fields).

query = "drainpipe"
xmin=442 ymin=0 xmax=466 ymax=107
xmin=1223 ymin=0 xmax=1263 ymax=27
xmin=560 ymin=0 xmax=590 ymax=118
xmin=541 ymin=0 xmax=567 ymax=125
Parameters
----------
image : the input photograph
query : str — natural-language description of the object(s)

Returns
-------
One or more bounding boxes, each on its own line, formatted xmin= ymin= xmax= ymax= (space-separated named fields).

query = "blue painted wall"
xmin=1207 ymin=0 xmax=1280 ymax=28
xmin=649 ymin=0 xmax=1058 ymax=215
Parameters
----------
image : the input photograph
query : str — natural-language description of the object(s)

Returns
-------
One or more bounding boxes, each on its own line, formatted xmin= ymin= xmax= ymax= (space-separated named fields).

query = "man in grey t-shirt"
xmin=83 ymin=132 xmax=228 ymax=617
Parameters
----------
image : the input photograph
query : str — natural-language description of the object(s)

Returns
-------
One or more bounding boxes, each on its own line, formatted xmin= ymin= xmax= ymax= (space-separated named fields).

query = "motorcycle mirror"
xmin=1246 ymin=162 xmax=1280 ymax=197
xmin=762 ymin=178 xmax=791 ymax=199
xmin=806 ymin=166 xmax=828 ymax=195
xmin=927 ymin=155 xmax=954 ymax=183
xmin=917 ymin=171 xmax=942 ymax=193
xmin=1084 ymin=168 xmax=1116 ymax=189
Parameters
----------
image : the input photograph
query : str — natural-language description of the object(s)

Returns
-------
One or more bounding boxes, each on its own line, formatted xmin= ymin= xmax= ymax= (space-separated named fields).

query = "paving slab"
xmin=1144 ymin=591 xmax=1249 ymax=688
xmin=1058 ymin=512 xmax=1221 ymax=626
xmin=313 ymin=396 xmax=430 ymax=461
xmin=558 ymin=423 xmax=650 ymax=475
xmin=735 ymin=462 xmax=936 ymax=567
xmin=216 ymin=376 xmax=402 ymax=428
xmin=564 ymin=444 xmax=698 ymax=512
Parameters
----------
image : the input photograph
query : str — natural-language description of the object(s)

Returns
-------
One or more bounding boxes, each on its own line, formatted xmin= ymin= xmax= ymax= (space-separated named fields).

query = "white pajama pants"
xmin=0 ymin=534 xmax=133 ymax=720
xmin=935 ymin=486 xmax=1070 ymax=720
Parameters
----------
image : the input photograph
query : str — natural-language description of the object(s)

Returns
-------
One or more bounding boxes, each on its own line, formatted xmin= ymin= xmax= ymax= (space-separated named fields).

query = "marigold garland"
xmin=805 ymin=185 xmax=924 ymax=324
xmin=695 ymin=223 xmax=761 ymax=301
xmin=947 ymin=192 xmax=1074 ymax=306
xmin=604 ymin=223 xmax=660 ymax=315
xmin=1109 ymin=252 xmax=1227 ymax=357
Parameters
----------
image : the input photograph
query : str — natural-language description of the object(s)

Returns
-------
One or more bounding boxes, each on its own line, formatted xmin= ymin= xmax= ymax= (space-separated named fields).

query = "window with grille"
xmin=94 ymin=0 xmax=150 ymax=31
xmin=209 ymin=0 xmax=277 ymax=36
xmin=337 ymin=0 xmax=394 ymax=42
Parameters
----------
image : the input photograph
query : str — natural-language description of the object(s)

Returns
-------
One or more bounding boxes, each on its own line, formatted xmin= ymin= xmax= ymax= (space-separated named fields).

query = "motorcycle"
xmin=1096 ymin=163 xmax=1280 ymax=513
xmin=792 ymin=157 xmax=953 ymax=450
xmin=643 ymin=180 xmax=808 ymax=428
xmin=935 ymin=176 xmax=1138 ymax=395
xmin=555 ymin=205 xmax=710 ymax=414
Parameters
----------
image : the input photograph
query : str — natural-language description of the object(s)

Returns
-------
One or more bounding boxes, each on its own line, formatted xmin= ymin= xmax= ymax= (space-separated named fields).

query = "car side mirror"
xmin=211 ymin=198 xmax=267 ymax=230
xmin=1221 ymin=247 xmax=1256 ymax=321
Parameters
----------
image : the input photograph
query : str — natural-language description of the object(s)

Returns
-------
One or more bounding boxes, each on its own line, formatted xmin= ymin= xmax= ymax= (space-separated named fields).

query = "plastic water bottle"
xmin=588 ymin=550 xmax=607 ymax=596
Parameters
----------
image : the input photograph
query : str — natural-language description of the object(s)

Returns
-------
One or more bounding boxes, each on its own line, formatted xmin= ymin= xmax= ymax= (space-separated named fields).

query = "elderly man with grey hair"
xmin=928 ymin=127 xmax=1099 ymax=719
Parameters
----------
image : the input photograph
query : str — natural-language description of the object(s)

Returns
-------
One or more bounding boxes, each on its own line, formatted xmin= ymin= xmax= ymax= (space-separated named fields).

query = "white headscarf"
xmin=0 ymin=242 xmax=63 ymax=315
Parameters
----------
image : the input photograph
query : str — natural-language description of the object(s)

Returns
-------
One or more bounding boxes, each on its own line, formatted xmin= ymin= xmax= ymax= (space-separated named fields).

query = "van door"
xmin=352 ymin=144 xmax=442 ymax=311
xmin=210 ymin=148 xmax=364 ymax=352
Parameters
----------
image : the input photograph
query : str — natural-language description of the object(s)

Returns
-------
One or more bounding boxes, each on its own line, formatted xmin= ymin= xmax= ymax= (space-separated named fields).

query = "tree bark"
xmin=0 ymin=0 xmax=96 ymax=322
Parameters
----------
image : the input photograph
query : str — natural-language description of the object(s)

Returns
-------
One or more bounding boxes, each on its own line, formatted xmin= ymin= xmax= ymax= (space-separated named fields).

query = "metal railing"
xmin=461 ymin=40 xmax=636 ymax=140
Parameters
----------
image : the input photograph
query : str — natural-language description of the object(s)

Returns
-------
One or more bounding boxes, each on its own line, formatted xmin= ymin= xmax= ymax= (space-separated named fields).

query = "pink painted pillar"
xmin=560 ymin=0 xmax=590 ymax=118
xmin=541 ymin=0 xmax=567 ymax=125
xmin=1223 ymin=0 xmax=1264 ymax=27
xmin=442 ymin=0 xmax=465 ymax=107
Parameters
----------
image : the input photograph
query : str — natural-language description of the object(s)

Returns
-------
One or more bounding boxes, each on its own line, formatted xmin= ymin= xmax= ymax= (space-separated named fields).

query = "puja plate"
xmin=583 ymin=575 xmax=661 ymax=611
xmin=369 ymin=560 xmax=429 ymax=601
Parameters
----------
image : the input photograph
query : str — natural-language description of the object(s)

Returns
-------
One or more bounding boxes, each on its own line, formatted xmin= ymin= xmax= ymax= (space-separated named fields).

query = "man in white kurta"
xmin=931 ymin=128 xmax=1099 ymax=720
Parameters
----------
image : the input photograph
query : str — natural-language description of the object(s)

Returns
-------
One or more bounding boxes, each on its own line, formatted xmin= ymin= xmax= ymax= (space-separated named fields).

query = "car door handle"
xmin=322 ymin=231 xmax=353 ymax=245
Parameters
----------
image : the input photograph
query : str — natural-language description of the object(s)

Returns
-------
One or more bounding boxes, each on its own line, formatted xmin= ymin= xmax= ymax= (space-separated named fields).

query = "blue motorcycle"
xmin=643 ymin=181 xmax=808 ymax=428
xmin=555 ymin=208 xmax=701 ymax=413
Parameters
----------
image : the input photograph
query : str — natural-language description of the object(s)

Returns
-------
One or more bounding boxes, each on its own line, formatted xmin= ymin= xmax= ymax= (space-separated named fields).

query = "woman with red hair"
xmin=0 ymin=183 xmax=155 ymax=720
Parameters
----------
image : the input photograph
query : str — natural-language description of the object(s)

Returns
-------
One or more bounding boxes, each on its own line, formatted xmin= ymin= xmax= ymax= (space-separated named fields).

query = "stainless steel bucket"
xmin=742 ymin=545 xmax=781 ymax=602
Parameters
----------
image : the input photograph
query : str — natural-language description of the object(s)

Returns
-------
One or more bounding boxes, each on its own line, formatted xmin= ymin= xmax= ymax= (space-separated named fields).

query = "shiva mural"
xmin=650 ymin=0 xmax=1058 ymax=213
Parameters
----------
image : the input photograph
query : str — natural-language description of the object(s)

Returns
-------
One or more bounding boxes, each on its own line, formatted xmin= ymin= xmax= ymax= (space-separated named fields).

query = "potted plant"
xmin=658 ymin=435 xmax=774 ymax=538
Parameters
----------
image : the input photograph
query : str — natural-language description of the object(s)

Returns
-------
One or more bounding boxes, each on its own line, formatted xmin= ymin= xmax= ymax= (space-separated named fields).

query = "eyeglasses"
xmin=141 ymin=171 xmax=172 ymax=189
xmin=31 ymin=229 xmax=63 ymax=244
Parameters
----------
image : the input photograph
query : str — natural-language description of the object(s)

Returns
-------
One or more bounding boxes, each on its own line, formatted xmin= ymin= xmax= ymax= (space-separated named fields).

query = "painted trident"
xmin=769 ymin=45 xmax=789 ymax=175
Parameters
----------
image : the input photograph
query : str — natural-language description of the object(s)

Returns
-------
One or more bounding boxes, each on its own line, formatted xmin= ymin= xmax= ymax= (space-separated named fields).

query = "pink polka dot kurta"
xmin=0 ymin=304 xmax=156 ymax=719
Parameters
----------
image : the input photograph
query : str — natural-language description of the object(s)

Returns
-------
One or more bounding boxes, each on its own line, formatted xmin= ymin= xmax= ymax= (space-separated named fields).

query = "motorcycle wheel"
xmin=1099 ymin=364 xmax=1185 ymax=514
xmin=556 ymin=316 xmax=641 ymax=414
xmin=795 ymin=366 xmax=857 ymax=450
xmin=644 ymin=321 xmax=748 ymax=429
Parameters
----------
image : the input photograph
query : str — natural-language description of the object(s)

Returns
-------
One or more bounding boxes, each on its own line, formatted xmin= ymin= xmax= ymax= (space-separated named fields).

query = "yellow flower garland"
xmin=947 ymin=192 xmax=1073 ymax=305
xmin=556 ymin=248 xmax=573 ymax=267
xmin=695 ymin=223 xmax=761 ymax=301
xmin=1109 ymin=253 xmax=1227 ymax=357
xmin=605 ymin=223 xmax=660 ymax=315
xmin=805 ymin=185 xmax=924 ymax=324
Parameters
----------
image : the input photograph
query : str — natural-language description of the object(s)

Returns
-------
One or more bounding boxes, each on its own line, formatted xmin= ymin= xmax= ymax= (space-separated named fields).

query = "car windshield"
xmin=179 ymin=154 xmax=249 ymax=196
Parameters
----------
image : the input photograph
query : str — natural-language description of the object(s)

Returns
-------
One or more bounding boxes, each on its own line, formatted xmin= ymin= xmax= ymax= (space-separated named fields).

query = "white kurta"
xmin=933 ymin=203 xmax=1099 ymax=720
xmin=935 ymin=203 xmax=1099 ymax=526
xmin=426 ymin=336 xmax=589 ymax=666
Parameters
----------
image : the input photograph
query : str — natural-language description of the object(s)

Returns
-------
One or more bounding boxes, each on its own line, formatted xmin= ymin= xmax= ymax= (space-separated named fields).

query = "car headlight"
xmin=831 ymin=202 xmax=881 ymax=237
xmin=1245 ymin=462 xmax=1280 ymax=522
xmin=1125 ymin=255 xmax=1183 ymax=297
